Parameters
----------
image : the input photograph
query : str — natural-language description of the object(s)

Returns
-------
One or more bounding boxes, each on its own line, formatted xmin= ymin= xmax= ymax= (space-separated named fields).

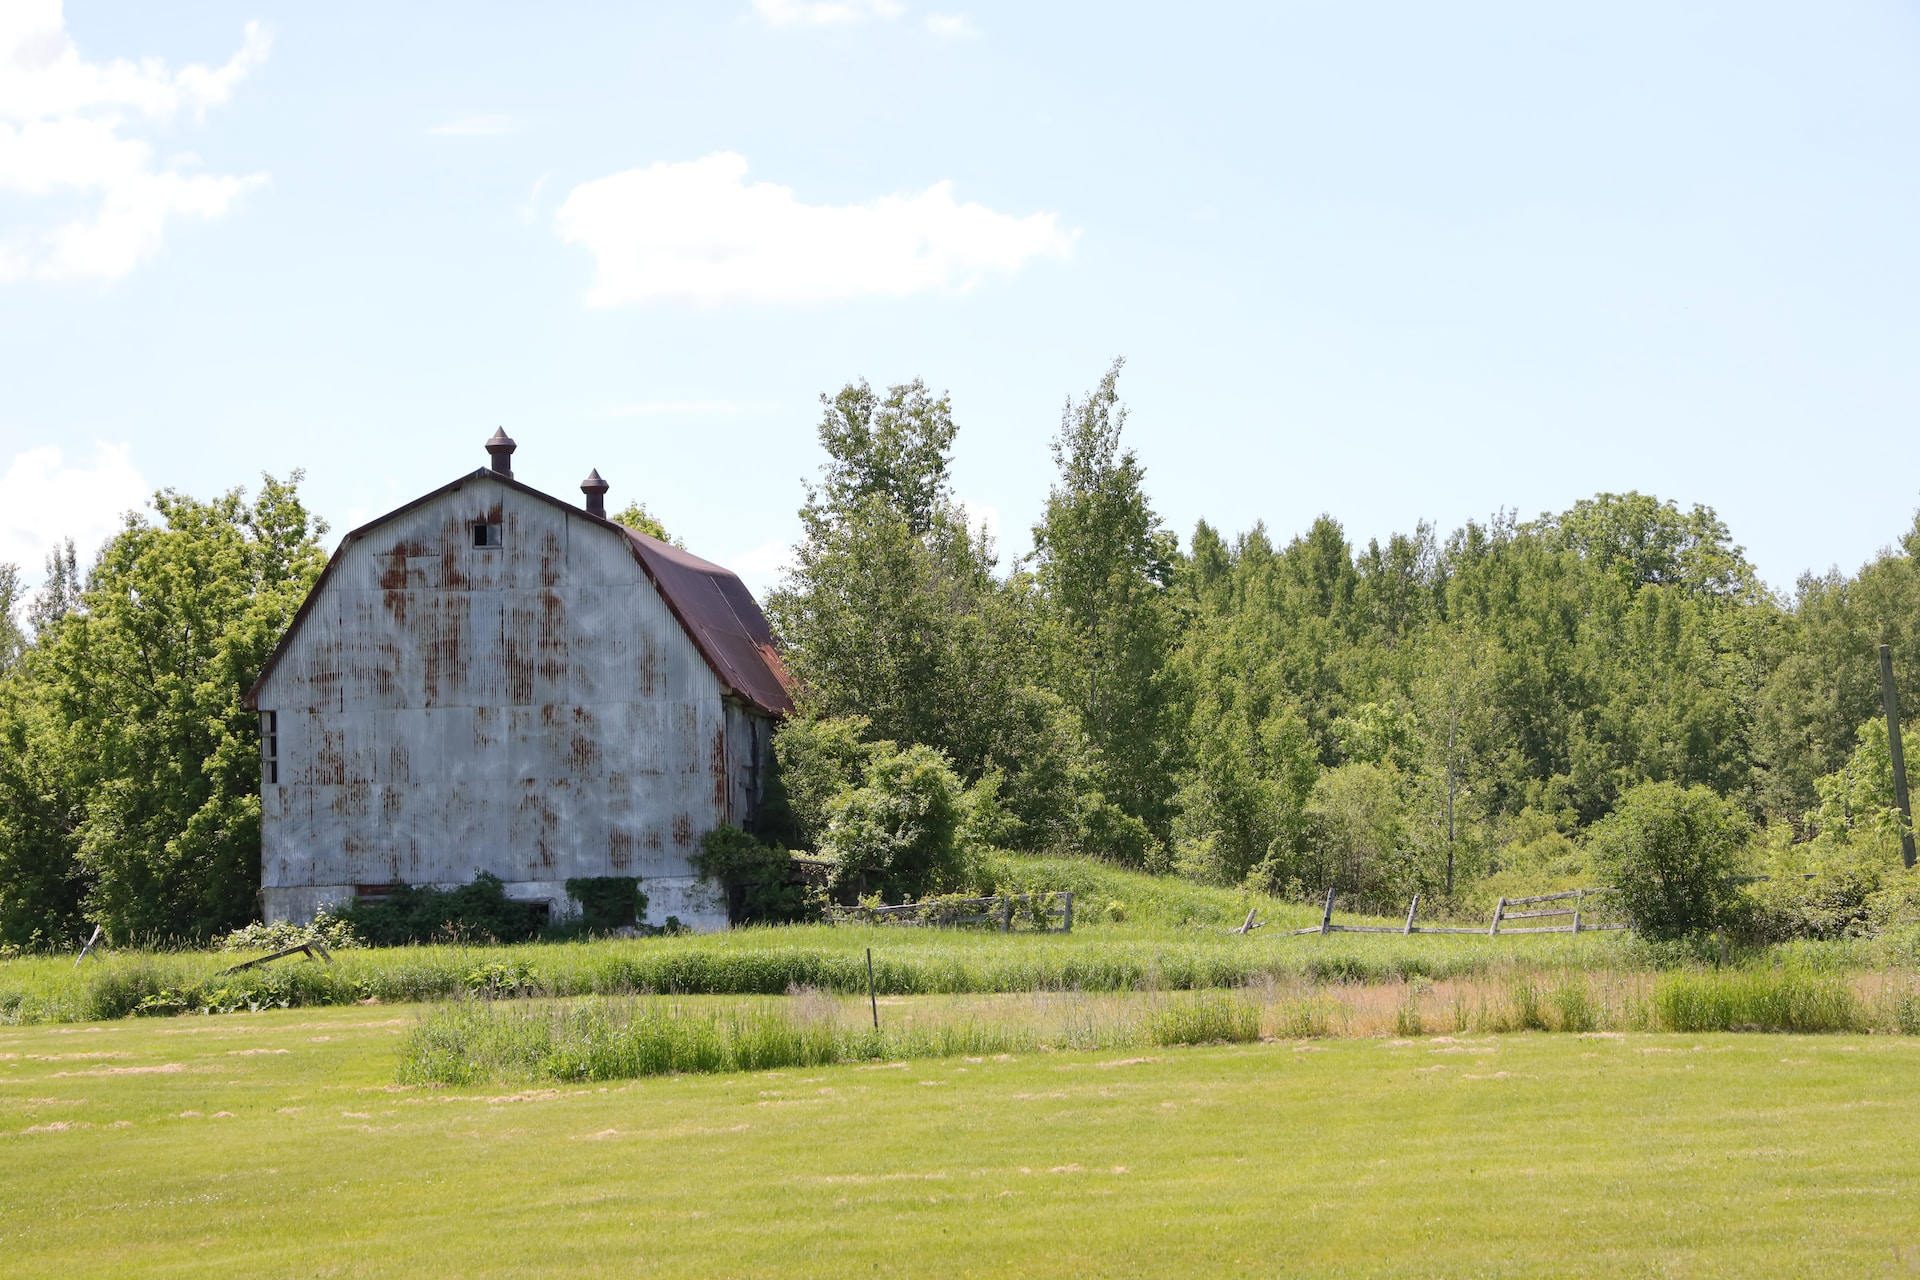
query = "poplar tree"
xmin=1029 ymin=359 xmax=1180 ymax=836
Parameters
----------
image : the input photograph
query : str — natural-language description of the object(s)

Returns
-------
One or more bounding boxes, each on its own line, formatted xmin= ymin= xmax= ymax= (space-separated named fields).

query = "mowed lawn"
xmin=4 ymin=1005 xmax=1919 ymax=1278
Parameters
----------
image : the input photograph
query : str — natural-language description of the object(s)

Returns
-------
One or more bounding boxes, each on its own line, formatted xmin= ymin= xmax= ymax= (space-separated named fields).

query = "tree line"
xmin=760 ymin=361 xmax=1920 ymax=936
xmin=1 ymin=362 xmax=1916 ymax=945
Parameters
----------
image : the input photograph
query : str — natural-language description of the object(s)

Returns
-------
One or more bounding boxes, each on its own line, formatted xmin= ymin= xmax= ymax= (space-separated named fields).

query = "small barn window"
xmin=260 ymin=710 xmax=278 ymax=785
xmin=472 ymin=521 xmax=503 ymax=548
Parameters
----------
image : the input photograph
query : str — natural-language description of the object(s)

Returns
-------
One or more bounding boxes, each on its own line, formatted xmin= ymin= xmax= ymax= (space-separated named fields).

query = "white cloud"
xmin=427 ymin=114 xmax=523 ymax=138
xmin=516 ymin=172 xmax=550 ymax=225
xmin=924 ymin=13 xmax=979 ymax=39
xmin=752 ymin=0 xmax=904 ymax=28
xmin=0 ymin=443 xmax=149 ymax=582
xmin=555 ymin=152 xmax=1075 ymax=306
xmin=957 ymin=497 xmax=1001 ymax=545
xmin=0 ymin=1 xmax=269 ymax=281
xmin=724 ymin=536 xmax=796 ymax=597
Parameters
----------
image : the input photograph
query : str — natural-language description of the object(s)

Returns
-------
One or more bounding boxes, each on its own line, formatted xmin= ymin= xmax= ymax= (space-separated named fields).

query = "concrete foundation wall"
xmin=254 ymin=474 xmax=757 ymax=930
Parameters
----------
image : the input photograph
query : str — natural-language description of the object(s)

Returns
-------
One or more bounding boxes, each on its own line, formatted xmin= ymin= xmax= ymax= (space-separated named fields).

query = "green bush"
xmin=335 ymin=873 xmax=547 ymax=946
xmin=821 ymin=742 xmax=974 ymax=901
xmin=564 ymin=876 xmax=647 ymax=932
xmin=694 ymin=827 xmax=817 ymax=925
xmin=1587 ymin=781 xmax=1749 ymax=940
xmin=771 ymin=716 xmax=876 ymax=850
xmin=214 ymin=906 xmax=362 ymax=953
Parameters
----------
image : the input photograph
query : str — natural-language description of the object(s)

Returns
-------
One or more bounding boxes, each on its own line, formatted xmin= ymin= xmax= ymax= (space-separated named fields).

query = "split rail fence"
xmin=1266 ymin=887 xmax=1628 ymax=938
xmin=826 ymin=891 xmax=1074 ymax=933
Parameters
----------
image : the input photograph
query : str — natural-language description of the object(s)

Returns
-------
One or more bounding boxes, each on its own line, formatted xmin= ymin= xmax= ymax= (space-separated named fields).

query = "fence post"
xmin=1001 ymin=894 xmax=1011 ymax=933
xmin=73 ymin=923 xmax=104 ymax=969
xmin=1061 ymin=890 xmax=1073 ymax=933
xmin=1320 ymin=886 xmax=1335 ymax=935
xmin=1571 ymin=889 xmax=1583 ymax=936
xmin=866 ymin=948 xmax=879 ymax=1028
xmin=1488 ymin=897 xmax=1506 ymax=938
xmin=1404 ymin=894 xmax=1419 ymax=936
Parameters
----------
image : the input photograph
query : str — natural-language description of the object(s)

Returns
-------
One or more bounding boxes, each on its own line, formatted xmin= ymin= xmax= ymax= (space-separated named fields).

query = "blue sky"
xmin=4 ymin=0 xmax=1919 ymax=598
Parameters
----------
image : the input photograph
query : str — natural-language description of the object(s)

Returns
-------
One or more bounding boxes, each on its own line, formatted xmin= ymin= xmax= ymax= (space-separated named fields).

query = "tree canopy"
xmin=2 ymin=369 xmax=1917 ymax=943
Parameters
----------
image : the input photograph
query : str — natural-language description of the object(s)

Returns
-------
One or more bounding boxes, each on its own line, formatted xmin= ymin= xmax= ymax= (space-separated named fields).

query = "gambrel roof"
xmin=243 ymin=468 xmax=794 ymax=716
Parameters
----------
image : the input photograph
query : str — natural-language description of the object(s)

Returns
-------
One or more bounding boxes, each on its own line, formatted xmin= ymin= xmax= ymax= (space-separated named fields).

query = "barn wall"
xmin=255 ymin=474 xmax=732 ymax=929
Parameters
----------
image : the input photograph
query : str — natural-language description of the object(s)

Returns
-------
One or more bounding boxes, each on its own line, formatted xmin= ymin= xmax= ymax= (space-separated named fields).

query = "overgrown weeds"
xmin=1655 ymin=969 xmax=1862 ymax=1033
xmin=1146 ymin=994 xmax=1261 ymax=1046
xmin=387 ymin=961 xmax=1920 ymax=1088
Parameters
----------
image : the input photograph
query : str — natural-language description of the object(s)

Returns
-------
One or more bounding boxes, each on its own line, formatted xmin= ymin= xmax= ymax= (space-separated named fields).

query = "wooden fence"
xmin=825 ymin=891 xmax=1074 ymax=933
xmin=1267 ymin=887 xmax=1628 ymax=938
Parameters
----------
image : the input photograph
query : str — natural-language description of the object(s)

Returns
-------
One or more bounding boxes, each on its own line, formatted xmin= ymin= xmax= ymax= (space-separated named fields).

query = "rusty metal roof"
xmin=618 ymin=526 xmax=794 ymax=717
xmin=244 ymin=468 xmax=794 ymax=716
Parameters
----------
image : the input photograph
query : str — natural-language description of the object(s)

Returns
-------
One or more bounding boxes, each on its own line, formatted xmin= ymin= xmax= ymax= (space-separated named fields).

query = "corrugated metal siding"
xmin=255 ymin=475 xmax=765 ymax=928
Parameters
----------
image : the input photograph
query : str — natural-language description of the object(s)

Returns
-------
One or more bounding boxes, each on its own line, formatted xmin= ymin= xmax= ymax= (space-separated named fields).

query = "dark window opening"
xmin=260 ymin=710 xmax=278 ymax=785
xmin=472 ymin=521 xmax=503 ymax=548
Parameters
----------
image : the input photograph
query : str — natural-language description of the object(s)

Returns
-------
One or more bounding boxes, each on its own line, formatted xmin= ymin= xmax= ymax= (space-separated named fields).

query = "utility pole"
xmin=1878 ymin=643 xmax=1916 ymax=869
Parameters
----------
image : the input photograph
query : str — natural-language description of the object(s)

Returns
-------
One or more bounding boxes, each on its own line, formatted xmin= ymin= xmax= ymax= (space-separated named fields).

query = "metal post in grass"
xmin=866 ymin=948 xmax=879 ymax=1029
xmin=1878 ymin=643 xmax=1917 ymax=869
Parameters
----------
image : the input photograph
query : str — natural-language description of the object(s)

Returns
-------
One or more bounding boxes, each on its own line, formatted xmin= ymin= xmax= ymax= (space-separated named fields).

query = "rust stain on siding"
xmin=672 ymin=813 xmax=693 ymax=849
xmin=504 ymin=602 xmax=535 ymax=704
xmin=316 ymin=730 xmax=346 ymax=786
xmin=709 ymin=725 xmax=728 ymax=815
xmin=537 ymin=590 xmax=567 ymax=686
xmin=608 ymin=829 xmax=634 ymax=871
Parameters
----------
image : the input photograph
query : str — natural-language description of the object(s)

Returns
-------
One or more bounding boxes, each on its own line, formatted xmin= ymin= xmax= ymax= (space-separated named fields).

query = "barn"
xmin=243 ymin=431 xmax=793 ymax=931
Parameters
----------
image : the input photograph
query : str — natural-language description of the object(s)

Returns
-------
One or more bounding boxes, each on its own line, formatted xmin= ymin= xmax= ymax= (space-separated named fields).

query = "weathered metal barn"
xmin=243 ymin=431 xmax=793 ymax=930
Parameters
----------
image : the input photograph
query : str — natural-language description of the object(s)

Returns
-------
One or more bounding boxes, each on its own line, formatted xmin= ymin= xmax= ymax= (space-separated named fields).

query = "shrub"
xmin=335 ymin=872 xmax=547 ymax=945
xmin=771 ymin=716 xmax=876 ymax=850
xmin=821 ymin=742 xmax=973 ymax=901
xmin=1743 ymin=849 xmax=1888 ymax=943
xmin=565 ymin=876 xmax=647 ymax=932
xmin=694 ymin=827 xmax=817 ymax=925
xmin=1587 ymin=781 xmax=1749 ymax=940
xmin=1303 ymin=763 xmax=1415 ymax=914
xmin=214 ymin=905 xmax=361 ymax=952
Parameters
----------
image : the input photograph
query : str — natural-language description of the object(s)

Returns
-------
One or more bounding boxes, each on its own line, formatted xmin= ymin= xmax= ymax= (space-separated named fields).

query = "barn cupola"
xmin=485 ymin=428 xmax=517 ymax=477
xmin=580 ymin=469 xmax=609 ymax=517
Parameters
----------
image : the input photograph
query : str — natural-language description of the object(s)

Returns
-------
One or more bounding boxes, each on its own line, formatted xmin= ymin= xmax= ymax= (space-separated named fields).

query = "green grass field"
xmin=6 ymin=1002 xmax=1920 ymax=1278
xmin=6 ymin=857 xmax=1909 ymax=1029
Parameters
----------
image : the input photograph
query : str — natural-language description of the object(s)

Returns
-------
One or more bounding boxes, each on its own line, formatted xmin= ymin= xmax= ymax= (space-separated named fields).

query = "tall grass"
xmin=0 ymin=927 xmax=1644 ymax=1025
xmin=397 ymin=991 xmax=1223 ymax=1085
xmin=389 ymin=962 xmax=1918 ymax=1088
xmin=1146 ymin=994 xmax=1262 ymax=1046
xmin=1654 ymin=969 xmax=1862 ymax=1033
